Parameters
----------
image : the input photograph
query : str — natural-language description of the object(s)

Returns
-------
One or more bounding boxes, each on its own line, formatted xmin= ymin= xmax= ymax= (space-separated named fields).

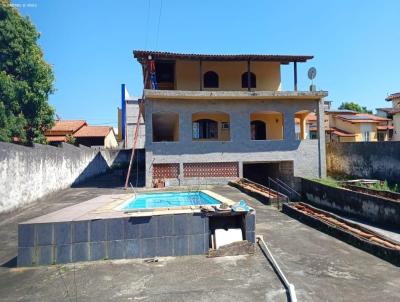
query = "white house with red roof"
xmin=45 ymin=120 xmax=118 ymax=148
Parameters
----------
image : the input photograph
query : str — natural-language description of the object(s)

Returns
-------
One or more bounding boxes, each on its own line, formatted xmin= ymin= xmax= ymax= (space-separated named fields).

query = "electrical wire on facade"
xmin=155 ymin=0 xmax=163 ymax=49
xmin=144 ymin=0 xmax=151 ymax=50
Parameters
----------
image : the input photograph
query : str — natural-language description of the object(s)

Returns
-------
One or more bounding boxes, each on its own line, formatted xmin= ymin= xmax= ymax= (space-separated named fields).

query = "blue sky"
xmin=15 ymin=0 xmax=400 ymax=128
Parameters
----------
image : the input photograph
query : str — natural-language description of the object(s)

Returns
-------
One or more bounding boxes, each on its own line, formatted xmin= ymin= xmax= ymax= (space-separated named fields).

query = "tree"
xmin=338 ymin=102 xmax=372 ymax=114
xmin=65 ymin=134 xmax=76 ymax=145
xmin=0 ymin=0 xmax=54 ymax=144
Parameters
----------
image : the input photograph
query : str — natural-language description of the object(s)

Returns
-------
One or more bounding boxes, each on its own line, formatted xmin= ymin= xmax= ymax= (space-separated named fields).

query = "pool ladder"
xmin=130 ymin=182 xmax=137 ymax=199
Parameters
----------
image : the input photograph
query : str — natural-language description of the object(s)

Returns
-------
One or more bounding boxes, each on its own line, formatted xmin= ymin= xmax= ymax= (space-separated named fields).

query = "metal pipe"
xmin=247 ymin=59 xmax=251 ymax=91
xmin=293 ymin=62 xmax=298 ymax=91
xmin=199 ymin=59 xmax=203 ymax=91
xmin=268 ymin=177 xmax=291 ymax=196
xmin=257 ymin=235 xmax=297 ymax=302
xmin=276 ymin=178 xmax=301 ymax=198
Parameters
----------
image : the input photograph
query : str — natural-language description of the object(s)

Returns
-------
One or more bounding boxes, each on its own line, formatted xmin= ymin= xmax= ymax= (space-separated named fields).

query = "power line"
xmin=144 ymin=0 xmax=151 ymax=50
xmin=155 ymin=0 xmax=163 ymax=49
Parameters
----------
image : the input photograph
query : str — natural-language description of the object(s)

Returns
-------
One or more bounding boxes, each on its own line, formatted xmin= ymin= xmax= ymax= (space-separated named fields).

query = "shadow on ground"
xmin=71 ymin=169 xmax=145 ymax=189
xmin=1 ymin=256 xmax=17 ymax=268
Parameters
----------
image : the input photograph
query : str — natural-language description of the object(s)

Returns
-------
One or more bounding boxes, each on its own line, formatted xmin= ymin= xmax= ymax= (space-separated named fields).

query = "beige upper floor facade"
xmin=133 ymin=50 xmax=315 ymax=93
xmin=174 ymin=60 xmax=282 ymax=91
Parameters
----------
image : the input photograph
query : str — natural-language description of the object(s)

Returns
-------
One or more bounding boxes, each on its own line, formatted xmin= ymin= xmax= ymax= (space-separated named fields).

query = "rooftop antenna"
xmin=307 ymin=67 xmax=317 ymax=92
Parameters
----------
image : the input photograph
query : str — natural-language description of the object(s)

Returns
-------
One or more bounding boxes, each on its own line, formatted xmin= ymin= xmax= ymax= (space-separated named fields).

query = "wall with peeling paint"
xmin=327 ymin=142 xmax=400 ymax=183
xmin=302 ymin=178 xmax=400 ymax=228
xmin=0 ymin=142 xmax=130 ymax=213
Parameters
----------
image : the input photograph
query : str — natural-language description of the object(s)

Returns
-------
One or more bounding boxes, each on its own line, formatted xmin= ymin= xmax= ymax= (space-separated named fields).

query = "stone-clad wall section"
xmin=18 ymin=213 xmax=210 ymax=266
xmin=18 ymin=211 xmax=256 ymax=266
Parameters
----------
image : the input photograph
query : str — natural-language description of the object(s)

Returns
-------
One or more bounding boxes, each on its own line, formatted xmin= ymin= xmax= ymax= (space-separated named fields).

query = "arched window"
xmin=203 ymin=71 xmax=219 ymax=88
xmin=242 ymin=72 xmax=256 ymax=88
xmin=251 ymin=120 xmax=266 ymax=140
xmin=194 ymin=119 xmax=218 ymax=139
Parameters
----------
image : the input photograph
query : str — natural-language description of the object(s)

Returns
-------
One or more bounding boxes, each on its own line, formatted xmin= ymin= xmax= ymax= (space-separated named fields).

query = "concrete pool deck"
xmin=1 ymin=180 xmax=400 ymax=301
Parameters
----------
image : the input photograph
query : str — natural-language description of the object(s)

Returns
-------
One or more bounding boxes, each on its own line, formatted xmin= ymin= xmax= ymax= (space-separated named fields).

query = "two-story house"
xmin=382 ymin=92 xmax=400 ymax=141
xmin=325 ymin=110 xmax=391 ymax=142
xmin=133 ymin=50 xmax=327 ymax=188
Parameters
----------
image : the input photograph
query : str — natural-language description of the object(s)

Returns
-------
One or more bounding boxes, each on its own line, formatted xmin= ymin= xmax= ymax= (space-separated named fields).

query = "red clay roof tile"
xmin=73 ymin=126 xmax=113 ymax=138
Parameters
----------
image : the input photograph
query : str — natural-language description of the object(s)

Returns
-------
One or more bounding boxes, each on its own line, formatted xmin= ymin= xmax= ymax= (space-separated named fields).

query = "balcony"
xmin=144 ymin=89 xmax=328 ymax=100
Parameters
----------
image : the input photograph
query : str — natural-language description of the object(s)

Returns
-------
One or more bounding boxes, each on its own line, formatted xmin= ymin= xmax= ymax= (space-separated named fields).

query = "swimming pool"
xmin=119 ymin=191 xmax=220 ymax=211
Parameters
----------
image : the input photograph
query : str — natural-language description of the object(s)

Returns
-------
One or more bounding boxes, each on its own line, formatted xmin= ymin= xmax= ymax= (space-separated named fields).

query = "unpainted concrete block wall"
xmin=327 ymin=142 xmax=400 ymax=183
xmin=0 ymin=142 xmax=129 ymax=213
xmin=144 ymin=98 xmax=326 ymax=186
xmin=302 ymin=178 xmax=400 ymax=228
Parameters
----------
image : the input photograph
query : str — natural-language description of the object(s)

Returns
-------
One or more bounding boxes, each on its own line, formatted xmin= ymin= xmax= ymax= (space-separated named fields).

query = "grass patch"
xmin=312 ymin=177 xmax=400 ymax=194
xmin=358 ymin=181 xmax=400 ymax=193
xmin=310 ymin=177 xmax=342 ymax=188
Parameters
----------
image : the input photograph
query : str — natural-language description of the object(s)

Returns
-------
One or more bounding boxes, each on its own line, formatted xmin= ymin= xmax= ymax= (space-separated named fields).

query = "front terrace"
xmin=1 ymin=182 xmax=399 ymax=301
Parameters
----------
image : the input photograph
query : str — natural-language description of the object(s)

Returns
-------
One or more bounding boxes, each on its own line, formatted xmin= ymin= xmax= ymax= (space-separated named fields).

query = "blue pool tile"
xmin=72 ymin=242 xmax=89 ymax=262
xmin=108 ymin=240 xmax=125 ymax=259
xmin=246 ymin=231 xmax=255 ymax=244
xmin=36 ymin=223 xmax=53 ymax=246
xmin=142 ymin=238 xmax=157 ymax=258
xmin=157 ymin=216 xmax=173 ymax=237
xmin=174 ymin=215 xmax=190 ymax=236
xmin=245 ymin=212 xmax=256 ymax=232
xmin=107 ymin=219 xmax=124 ymax=241
xmin=191 ymin=214 xmax=205 ymax=235
xmin=72 ymin=221 xmax=88 ymax=243
xmin=38 ymin=246 xmax=53 ymax=265
xmin=174 ymin=235 xmax=189 ymax=256
xmin=18 ymin=247 xmax=33 ymax=266
xmin=189 ymin=234 xmax=206 ymax=255
xmin=126 ymin=239 xmax=140 ymax=258
xmin=90 ymin=241 xmax=106 ymax=261
xmin=90 ymin=219 xmax=107 ymax=242
xmin=54 ymin=223 xmax=71 ymax=245
xmin=157 ymin=237 xmax=173 ymax=257
xmin=56 ymin=245 xmax=71 ymax=264
xmin=140 ymin=216 xmax=158 ymax=239
xmin=18 ymin=224 xmax=35 ymax=247
xmin=124 ymin=218 xmax=140 ymax=239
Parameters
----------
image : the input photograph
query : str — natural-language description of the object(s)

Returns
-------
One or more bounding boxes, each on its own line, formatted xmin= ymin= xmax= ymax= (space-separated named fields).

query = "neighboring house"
xmin=295 ymin=112 xmax=318 ymax=139
xmin=325 ymin=112 xmax=390 ymax=142
xmin=45 ymin=120 xmax=118 ymax=148
xmin=384 ymin=92 xmax=400 ymax=141
xmin=117 ymin=84 xmax=145 ymax=149
xmin=133 ymin=50 xmax=328 ymax=187
xmin=74 ymin=126 xmax=118 ymax=148
xmin=45 ymin=120 xmax=87 ymax=144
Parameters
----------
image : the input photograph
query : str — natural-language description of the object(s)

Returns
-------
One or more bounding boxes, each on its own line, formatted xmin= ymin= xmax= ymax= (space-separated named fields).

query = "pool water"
xmin=120 ymin=191 xmax=220 ymax=211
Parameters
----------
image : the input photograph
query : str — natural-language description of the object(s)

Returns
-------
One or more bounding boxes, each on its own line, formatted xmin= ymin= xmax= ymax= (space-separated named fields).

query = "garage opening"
xmin=242 ymin=161 xmax=294 ymax=187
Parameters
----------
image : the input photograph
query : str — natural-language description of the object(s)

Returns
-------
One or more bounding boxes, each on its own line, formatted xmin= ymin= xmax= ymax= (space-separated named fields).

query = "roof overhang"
xmin=385 ymin=93 xmax=400 ymax=101
xmin=133 ymin=50 xmax=313 ymax=65
xmin=144 ymin=89 xmax=328 ymax=100
xmin=326 ymin=127 xmax=356 ymax=137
